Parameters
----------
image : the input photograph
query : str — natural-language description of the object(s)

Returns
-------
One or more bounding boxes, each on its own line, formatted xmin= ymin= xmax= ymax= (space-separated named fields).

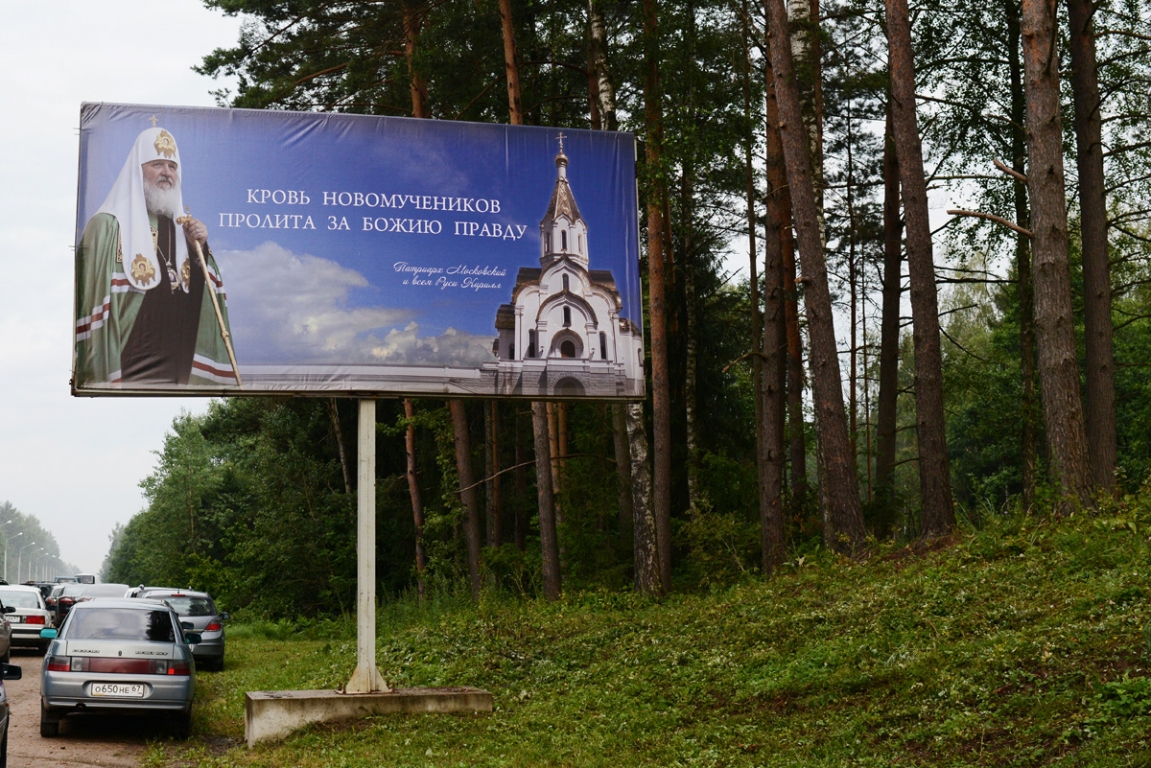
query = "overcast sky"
xmin=0 ymin=2 xmax=245 ymax=572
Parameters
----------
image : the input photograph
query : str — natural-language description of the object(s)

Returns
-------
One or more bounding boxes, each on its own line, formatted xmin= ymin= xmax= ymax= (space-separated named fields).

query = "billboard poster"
xmin=72 ymin=103 xmax=644 ymax=399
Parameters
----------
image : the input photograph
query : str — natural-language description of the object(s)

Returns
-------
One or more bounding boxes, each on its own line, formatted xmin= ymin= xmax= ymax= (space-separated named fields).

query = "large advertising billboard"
xmin=72 ymin=103 xmax=644 ymax=399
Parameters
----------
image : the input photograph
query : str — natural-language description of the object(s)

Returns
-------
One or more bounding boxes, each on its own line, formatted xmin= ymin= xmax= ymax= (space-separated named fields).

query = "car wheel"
xmin=169 ymin=709 xmax=191 ymax=740
xmin=39 ymin=702 xmax=59 ymax=738
xmin=0 ymin=721 xmax=8 ymax=768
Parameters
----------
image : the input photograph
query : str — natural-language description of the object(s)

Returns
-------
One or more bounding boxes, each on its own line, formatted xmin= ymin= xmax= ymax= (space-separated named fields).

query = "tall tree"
xmin=766 ymin=0 xmax=867 ymax=554
xmin=762 ymin=32 xmax=788 ymax=573
xmin=875 ymin=107 xmax=902 ymax=533
xmin=450 ymin=400 xmax=483 ymax=597
xmin=1020 ymin=0 xmax=1094 ymax=509
xmin=644 ymin=0 xmax=673 ymax=592
xmin=403 ymin=399 xmax=427 ymax=602
xmin=1006 ymin=0 xmax=1039 ymax=510
xmin=1067 ymin=0 xmax=1117 ymax=494
xmin=497 ymin=0 xmax=563 ymax=595
xmin=885 ymin=0 xmax=955 ymax=537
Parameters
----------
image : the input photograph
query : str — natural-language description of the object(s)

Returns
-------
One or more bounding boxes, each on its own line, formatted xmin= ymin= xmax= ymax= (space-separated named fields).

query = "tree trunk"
xmin=587 ymin=0 xmax=617 ymax=132
xmin=514 ymin=407 xmax=528 ymax=552
xmin=765 ymin=0 xmax=866 ymax=555
xmin=766 ymin=62 xmax=808 ymax=520
xmin=326 ymin=398 xmax=352 ymax=495
xmin=498 ymin=0 xmax=523 ymax=125
xmin=484 ymin=402 xmax=501 ymax=548
xmin=531 ymin=402 xmax=562 ymax=600
xmin=612 ymin=404 xmax=634 ymax=541
xmin=627 ymin=402 xmax=661 ymax=594
xmin=1006 ymin=0 xmax=1038 ymax=511
xmin=402 ymin=0 xmax=429 ymax=119
xmin=762 ymin=50 xmax=788 ymax=573
xmin=1020 ymin=0 xmax=1094 ymax=510
xmin=449 ymin=400 xmax=483 ymax=597
xmin=684 ymin=0 xmax=701 ymax=517
xmin=1067 ymin=0 xmax=1116 ymax=494
xmin=885 ymin=0 xmax=955 ymax=538
xmin=403 ymin=399 xmax=427 ymax=602
xmin=875 ymin=107 xmax=901 ymax=531
xmin=644 ymin=0 xmax=673 ymax=592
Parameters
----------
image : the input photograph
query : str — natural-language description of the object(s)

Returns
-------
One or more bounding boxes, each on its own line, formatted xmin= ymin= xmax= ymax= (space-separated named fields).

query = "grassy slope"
xmin=149 ymin=512 xmax=1151 ymax=767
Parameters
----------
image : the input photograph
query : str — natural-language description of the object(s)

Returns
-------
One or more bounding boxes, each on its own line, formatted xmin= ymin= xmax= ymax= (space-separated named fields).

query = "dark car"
xmin=53 ymin=584 xmax=129 ymax=627
xmin=0 ymin=663 xmax=23 ymax=763
xmin=137 ymin=590 xmax=228 ymax=671
xmin=40 ymin=599 xmax=199 ymax=738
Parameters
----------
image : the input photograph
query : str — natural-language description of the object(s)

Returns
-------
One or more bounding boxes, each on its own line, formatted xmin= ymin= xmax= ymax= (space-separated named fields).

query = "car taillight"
xmin=55 ymin=657 xmax=175 ymax=674
xmin=205 ymin=622 xmax=222 ymax=632
xmin=60 ymin=598 xmax=74 ymax=607
xmin=167 ymin=660 xmax=191 ymax=676
xmin=26 ymin=616 xmax=45 ymax=625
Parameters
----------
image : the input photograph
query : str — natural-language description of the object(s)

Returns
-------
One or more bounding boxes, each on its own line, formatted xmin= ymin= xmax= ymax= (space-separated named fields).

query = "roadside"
xmin=5 ymin=648 xmax=146 ymax=768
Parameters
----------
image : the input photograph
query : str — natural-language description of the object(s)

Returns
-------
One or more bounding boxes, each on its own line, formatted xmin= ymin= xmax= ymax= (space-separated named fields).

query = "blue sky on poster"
xmin=78 ymin=105 xmax=641 ymax=366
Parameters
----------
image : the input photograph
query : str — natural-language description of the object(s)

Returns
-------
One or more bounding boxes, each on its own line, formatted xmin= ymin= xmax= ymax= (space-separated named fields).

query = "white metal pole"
xmin=345 ymin=399 xmax=388 ymax=694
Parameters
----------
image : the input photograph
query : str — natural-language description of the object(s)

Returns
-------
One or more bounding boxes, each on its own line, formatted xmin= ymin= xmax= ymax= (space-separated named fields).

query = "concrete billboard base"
xmin=245 ymin=687 xmax=494 ymax=746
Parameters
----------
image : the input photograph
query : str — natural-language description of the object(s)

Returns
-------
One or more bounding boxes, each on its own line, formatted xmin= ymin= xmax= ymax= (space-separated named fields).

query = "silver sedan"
xmin=39 ymin=598 xmax=199 ymax=738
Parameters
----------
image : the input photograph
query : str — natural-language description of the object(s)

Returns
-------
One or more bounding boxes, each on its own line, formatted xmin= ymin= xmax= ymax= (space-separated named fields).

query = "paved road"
xmin=4 ymin=648 xmax=147 ymax=768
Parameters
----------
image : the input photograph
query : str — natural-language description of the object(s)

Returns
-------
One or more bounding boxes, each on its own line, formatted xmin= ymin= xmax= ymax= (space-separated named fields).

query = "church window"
xmin=561 ymin=230 xmax=567 ymax=251
xmin=562 ymin=274 xmax=569 ymax=291
xmin=510 ymin=343 xmax=515 ymax=360
xmin=528 ymin=330 xmax=537 ymax=357
xmin=579 ymin=235 xmax=584 ymax=254
xmin=546 ymin=233 xmax=552 ymax=252
xmin=600 ymin=332 xmax=608 ymax=360
xmin=563 ymin=307 xmax=571 ymax=327
xmin=561 ymin=340 xmax=576 ymax=358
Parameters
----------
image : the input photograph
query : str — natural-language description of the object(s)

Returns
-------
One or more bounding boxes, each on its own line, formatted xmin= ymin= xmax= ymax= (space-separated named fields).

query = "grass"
xmin=145 ymin=509 xmax=1151 ymax=767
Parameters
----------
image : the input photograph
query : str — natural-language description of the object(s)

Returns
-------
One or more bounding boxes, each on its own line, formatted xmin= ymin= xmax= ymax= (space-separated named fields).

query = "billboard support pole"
xmin=346 ymin=398 xmax=389 ymax=694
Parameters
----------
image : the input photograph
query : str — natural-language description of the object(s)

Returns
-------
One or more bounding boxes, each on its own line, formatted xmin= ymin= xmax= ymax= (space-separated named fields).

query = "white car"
xmin=0 ymin=585 xmax=52 ymax=653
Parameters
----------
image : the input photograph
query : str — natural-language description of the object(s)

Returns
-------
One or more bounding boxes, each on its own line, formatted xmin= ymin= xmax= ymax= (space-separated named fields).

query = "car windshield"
xmin=0 ymin=590 xmax=40 ymax=609
xmin=65 ymin=608 xmax=175 ymax=643
xmin=160 ymin=596 xmax=216 ymax=616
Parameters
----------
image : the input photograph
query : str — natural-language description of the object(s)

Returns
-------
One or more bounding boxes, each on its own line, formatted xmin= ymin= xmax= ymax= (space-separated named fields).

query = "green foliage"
xmin=151 ymin=505 xmax=1151 ymax=767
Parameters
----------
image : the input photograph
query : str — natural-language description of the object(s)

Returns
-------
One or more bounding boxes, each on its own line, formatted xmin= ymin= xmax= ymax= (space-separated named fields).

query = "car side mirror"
xmin=220 ymin=612 xmax=231 ymax=621
xmin=1 ymin=664 xmax=21 ymax=681
xmin=1 ymin=606 xmax=12 ymax=614
xmin=184 ymin=633 xmax=202 ymax=645
xmin=40 ymin=628 xmax=58 ymax=640
xmin=180 ymin=621 xmax=194 ymax=630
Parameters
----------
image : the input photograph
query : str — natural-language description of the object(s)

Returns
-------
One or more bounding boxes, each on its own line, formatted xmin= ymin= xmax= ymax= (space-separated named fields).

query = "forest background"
xmin=103 ymin=0 xmax=1151 ymax=620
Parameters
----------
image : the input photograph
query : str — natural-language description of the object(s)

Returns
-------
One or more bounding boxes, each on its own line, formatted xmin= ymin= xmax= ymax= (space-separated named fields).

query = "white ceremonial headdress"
xmin=96 ymin=126 xmax=189 ymax=291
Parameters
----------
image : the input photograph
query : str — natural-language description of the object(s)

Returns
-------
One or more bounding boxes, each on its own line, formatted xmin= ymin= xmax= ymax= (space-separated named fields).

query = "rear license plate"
xmin=89 ymin=683 xmax=145 ymax=698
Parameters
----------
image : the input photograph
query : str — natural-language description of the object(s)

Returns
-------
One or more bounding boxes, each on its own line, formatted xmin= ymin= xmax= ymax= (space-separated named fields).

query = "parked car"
xmin=39 ymin=599 xmax=200 ymax=738
xmin=0 ymin=603 xmax=13 ymax=664
xmin=122 ymin=585 xmax=178 ymax=599
xmin=139 ymin=590 xmax=228 ymax=671
xmin=0 ymin=663 xmax=23 ymax=764
xmin=44 ymin=584 xmax=65 ymax=619
xmin=0 ymin=585 xmax=52 ymax=653
xmin=53 ymin=583 xmax=129 ymax=627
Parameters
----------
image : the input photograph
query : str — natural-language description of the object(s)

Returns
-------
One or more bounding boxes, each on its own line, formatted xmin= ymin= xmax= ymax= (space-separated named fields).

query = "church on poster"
xmin=484 ymin=135 xmax=644 ymax=398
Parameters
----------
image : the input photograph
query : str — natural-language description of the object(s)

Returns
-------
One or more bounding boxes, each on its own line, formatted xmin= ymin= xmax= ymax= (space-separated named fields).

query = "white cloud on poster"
xmin=219 ymin=241 xmax=495 ymax=367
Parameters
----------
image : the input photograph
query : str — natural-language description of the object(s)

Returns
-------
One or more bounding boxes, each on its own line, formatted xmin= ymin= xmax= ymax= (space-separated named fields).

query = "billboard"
xmin=72 ymin=103 xmax=644 ymax=399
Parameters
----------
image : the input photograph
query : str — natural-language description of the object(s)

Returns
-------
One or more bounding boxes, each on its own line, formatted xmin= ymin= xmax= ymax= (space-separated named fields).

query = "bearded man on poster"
xmin=73 ymin=125 xmax=236 ymax=389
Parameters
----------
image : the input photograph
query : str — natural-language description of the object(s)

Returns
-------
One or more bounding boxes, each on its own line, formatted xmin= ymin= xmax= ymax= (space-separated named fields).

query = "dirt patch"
xmin=4 ymin=647 xmax=154 ymax=767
